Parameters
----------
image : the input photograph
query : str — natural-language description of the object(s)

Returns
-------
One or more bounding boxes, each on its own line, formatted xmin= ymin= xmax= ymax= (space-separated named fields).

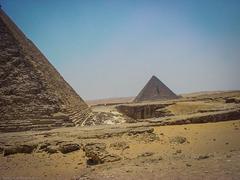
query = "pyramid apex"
xmin=151 ymin=75 xmax=158 ymax=80
xmin=134 ymin=75 xmax=178 ymax=102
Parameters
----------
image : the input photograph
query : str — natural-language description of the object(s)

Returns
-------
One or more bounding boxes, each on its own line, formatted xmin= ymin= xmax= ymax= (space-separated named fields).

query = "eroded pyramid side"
xmin=0 ymin=9 xmax=91 ymax=132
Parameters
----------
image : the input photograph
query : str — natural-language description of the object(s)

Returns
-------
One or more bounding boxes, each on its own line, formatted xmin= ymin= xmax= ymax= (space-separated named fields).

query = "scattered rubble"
xmin=109 ymin=142 xmax=129 ymax=151
xmin=83 ymin=143 xmax=121 ymax=165
xmin=58 ymin=143 xmax=81 ymax=154
xmin=225 ymin=98 xmax=240 ymax=104
xmin=128 ymin=127 xmax=154 ymax=135
xmin=43 ymin=146 xmax=59 ymax=154
xmin=38 ymin=142 xmax=51 ymax=151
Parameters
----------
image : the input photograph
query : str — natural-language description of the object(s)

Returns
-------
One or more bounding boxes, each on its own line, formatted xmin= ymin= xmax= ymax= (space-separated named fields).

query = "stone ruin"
xmin=134 ymin=75 xmax=179 ymax=103
xmin=0 ymin=9 xmax=93 ymax=132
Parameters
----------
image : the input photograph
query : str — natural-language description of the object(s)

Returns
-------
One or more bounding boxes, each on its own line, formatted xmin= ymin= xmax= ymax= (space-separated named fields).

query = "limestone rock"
xmin=128 ymin=127 xmax=154 ymax=135
xmin=38 ymin=142 xmax=51 ymax=151
xmin=127 ymin=127 xmax=159 ymax=142
xmin=197 ymin=154 xmax=210 ymax=160
xmin=3 ymin=144 xmax=37 ymax=156
xmin=58 ymin=143 xmax=80 ymax=154
xmin=43 ymin=146 xmax=59 ymax=154
xmin=100 ymin=154 xmax=121 ymax=163
xmin=84 ymin=143 xmax=121 ymax=165
xmin=225 ymin=98 xmax=240 ymax=104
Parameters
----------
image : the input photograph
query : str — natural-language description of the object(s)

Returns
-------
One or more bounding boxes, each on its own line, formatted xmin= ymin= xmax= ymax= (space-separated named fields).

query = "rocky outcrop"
xmin=2 ymin=141 xmax=81 ymax=155
xmin=3 ymin=144 xmax=37 ymax=156
xmin=164 ymin=109 xmax=240 ymax=126
xmin=225 ymin=98 xmax=240 ymax=104
xmin=128 ymin=127 xmax=154 ymax=135
xmin=58 ymin=143 xmax=80 ymax=154
xmin=83 ymin=143 xmax=121 ymax=165
xmin=128 ymin=129 xmax=160 ymax=142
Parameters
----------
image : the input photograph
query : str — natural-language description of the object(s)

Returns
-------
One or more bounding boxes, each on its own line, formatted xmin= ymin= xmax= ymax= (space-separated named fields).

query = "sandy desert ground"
xmin=0 ymin=91 xmax=240 ymax=180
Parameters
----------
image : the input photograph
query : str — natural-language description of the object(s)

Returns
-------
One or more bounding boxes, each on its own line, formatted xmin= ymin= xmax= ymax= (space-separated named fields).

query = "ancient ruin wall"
xmin=116 ymin=104 xmax=173 ymax=120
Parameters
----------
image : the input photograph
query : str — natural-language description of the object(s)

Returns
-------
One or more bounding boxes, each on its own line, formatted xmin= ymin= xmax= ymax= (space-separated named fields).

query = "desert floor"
xmin=0 ymin=119 xmax=240 ymax=180
xmin=1 ymin=91 xmax=240 ymax=180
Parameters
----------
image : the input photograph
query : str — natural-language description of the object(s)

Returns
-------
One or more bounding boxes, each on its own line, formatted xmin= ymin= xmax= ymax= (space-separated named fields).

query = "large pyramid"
xmin=134 ymin=75 xmax=178 ymax=102
xmin=0 ymin=9 xmax=91 ymax=132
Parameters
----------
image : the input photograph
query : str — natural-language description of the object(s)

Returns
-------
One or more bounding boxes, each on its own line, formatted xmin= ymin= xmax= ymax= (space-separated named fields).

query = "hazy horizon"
xmin=2 ymin=0 xmax=240 ymax=100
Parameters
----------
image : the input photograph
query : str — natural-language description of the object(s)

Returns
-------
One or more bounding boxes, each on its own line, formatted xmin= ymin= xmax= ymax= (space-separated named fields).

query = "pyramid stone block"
xmin=0 ymin=9 xmax=90 ymax=132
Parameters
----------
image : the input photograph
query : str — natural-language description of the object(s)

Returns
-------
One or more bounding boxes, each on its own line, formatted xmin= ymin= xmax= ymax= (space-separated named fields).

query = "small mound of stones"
xmin=58 ymin=143 xmax=80 ymax=154
xmin=83 ymin=143 xmax=121 ymax=165
xmin=2 ymin=142 xmax=81 ymax=156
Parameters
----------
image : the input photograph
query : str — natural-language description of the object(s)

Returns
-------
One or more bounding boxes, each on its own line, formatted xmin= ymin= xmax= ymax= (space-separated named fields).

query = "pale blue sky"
xmin=2 ymin=0 xmax=240 ymax=100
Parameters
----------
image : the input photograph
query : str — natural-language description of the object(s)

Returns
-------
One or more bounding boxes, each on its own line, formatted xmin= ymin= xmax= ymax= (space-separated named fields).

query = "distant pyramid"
xmin=0 ymin=9 xmax=91 ymax=132
xmin=134 ymin=76 xmax=178 ymax=102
